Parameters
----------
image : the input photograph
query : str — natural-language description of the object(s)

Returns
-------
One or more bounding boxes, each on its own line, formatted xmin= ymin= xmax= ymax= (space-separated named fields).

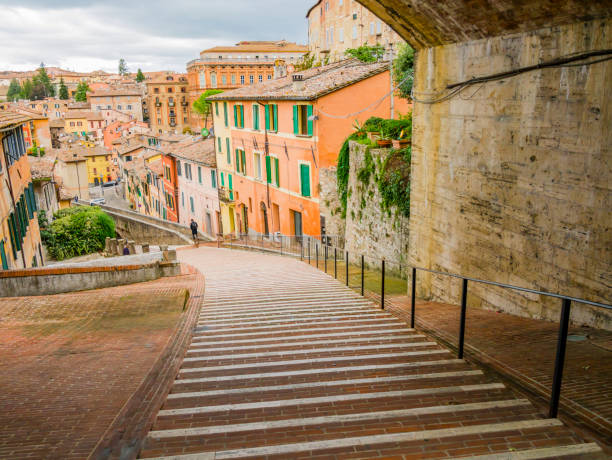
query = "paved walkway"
xmin=140 ymin=247 xmax=603 ymax=459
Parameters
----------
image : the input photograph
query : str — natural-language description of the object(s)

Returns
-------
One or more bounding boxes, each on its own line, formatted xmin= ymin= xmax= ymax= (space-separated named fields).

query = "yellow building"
xmin=62 ymin=144 xmax=113 ymax=185
xmin=64 ymin=112 xmax=89 ymax=136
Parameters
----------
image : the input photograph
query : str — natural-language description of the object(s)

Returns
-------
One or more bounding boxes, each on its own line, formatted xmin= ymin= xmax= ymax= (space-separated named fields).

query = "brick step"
xmin=183 ymin=341 xmax=438 ymax=362
xmin=190 ymin=327 xmax=415 ymax=345
xmin=199 ymin=307 xmax=382 ymax=321
xmin=199 ymin=299 xmax=375 ymax=314
xmin=186 ymin=333 xmax=427 ymax=353
xmin=178 ymin=349 xmax=451 ymax=375
xmin=203 ymin=288 xmax=361 ymax=302
xmin=199 ymin=303 xmax=375 ymax=318
xmin=197 ymin=312 xmax=394 ymax=328
xmin=194 ymin=318 xmax=402 ymax=334
xmin=172 ymin=358 xmax=468 ymax=390
xmin=140 ymin=419 xmax=591 ymax=459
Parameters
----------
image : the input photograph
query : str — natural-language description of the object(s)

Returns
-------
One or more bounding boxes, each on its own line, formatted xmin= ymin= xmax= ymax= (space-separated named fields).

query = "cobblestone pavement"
xmin=0 ymin=272 xmax=200 ymax=459
xmin=139 ymin=247 xmax=604 ymax=459
xmin=383 ymin=296 xmax=612 ymax=448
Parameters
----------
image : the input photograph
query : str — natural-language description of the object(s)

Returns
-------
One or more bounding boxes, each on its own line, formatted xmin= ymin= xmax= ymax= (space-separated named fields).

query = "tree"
xmin=295 ymin=52 xmax=316 ymax=71
xmin=74 ymin=81 xmax=90 ymax=102
xmin=32 ymin=63 xmax=55 ymax=98
xmin=59 ymin=77 xmax=69 ymax=99
xmin=19 ymin=79 xmax=33 ymax=100
xmin=345 ymin=45 xmax=385 ymax=63
xmin=118 ymin=58 xmax=129 ymax=76
xmin=193 ymin=89 xmax=223 ymax=129
xmin=7 ymin=78 xmax=21 ymax=101
xmin=135 ymin=68 xmax=145 ymax=82
xmin=393 ymin=43 xmax=415 ymax=100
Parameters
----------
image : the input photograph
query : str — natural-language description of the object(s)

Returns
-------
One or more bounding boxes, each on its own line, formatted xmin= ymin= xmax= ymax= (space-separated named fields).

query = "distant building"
xmin=63 ymin=111 xmax=106 ymax=141
xmin=28 ymin=153 xmax=60 ymax=216
xmin=207 ymin=59 xmax=409 ymax=237
xmin=146 ymin=73 xmax=190 ymax=134
xmin=88 ymin=88 xmax=144 ymax=122
xmin=0 ymin=111 xmax=43 ymax=269
xmin=54 ymin=148 xmax=90 ymax=206
xmin=186 ymin=41 xmax=308 ymax=130
xmin=306 ymin=0 xmax=405 ymax=63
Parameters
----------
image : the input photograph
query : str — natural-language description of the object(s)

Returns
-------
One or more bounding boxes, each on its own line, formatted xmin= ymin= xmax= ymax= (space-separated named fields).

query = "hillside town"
xmin=0 ymin=1 xmax=610 ymax=460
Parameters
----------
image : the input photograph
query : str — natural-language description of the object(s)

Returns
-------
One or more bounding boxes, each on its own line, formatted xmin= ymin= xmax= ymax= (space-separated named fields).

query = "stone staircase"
xmin=139 ymin=248 xmax=603 ymax=459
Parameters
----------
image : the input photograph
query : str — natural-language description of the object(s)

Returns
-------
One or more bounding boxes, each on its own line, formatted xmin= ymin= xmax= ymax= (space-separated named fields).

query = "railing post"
xmin=458 ymin=278 xmax=468 ymax=359
xmin=324 ymin=244 xmax=328 ymax=273
xmin=280 ymin=235 xmax=283 ymax=256
xmin=315 ymin=243 xmax=319 ymax=269
xmin=411 ymin=267 xmax=416 ymax=328
xmin=300 ymin=239 xmax=303 ymax=261
xmin=381 ymin=259 xmax=385 ymax=309
xmin=549 ymin=298 xmax=572 ymax=418
xmin=308 ymin=239 xmax=311 ymax=265
xmin=345 ymin=251 xmax=349 ymax=286
xmin=217 ymin=236 xmax=220 ymax=248
xmin=334 ymin=247 xmax=337 ymax=279
xmin=361 ymin=254 xmax=364 ymax=296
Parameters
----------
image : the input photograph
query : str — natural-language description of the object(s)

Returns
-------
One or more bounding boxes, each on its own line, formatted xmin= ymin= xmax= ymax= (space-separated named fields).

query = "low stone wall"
xmin=0 ymin=261 xmax=181 ymax=297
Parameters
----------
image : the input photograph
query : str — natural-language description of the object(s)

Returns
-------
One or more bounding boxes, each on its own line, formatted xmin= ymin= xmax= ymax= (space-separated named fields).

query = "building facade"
xmin=89 ymin=89 xmax=144 ymax=122
xmin=0 ymin=112 xmax=43 ymax=269
xmin=208 ymin=59 xmax=409 ymax=238
xmin=186 ymin=41 xmax=308 ymax=130
xmin=146 ymin=73 xmax=190 ymax=134
xmin=306 ymin=0 xmax=405 ymax=62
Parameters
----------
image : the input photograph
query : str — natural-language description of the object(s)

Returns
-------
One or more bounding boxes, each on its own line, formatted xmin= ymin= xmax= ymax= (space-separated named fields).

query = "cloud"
xmin=0 ymin=1 xmax=309 ymax=72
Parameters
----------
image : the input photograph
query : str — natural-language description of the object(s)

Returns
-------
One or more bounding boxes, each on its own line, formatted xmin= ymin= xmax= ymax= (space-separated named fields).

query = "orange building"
xmin=146 ymin=73 xmax=190 ymax=135
xmin=208 ymin=59 xmax=409 ymax=237
xmin=186 ymin=41 xmax=308 ymax=130
xmin=0 ymin=111 xmax=43 ymax=269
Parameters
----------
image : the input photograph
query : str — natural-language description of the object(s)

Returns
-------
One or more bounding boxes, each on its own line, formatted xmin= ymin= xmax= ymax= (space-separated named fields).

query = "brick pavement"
xmin=382 ymin=296 xmax=612 ymax=448
xmin=0 ymin=269 xmax=202 ymax=459
xmin=139 ymin=247 xmax=604 ymax=459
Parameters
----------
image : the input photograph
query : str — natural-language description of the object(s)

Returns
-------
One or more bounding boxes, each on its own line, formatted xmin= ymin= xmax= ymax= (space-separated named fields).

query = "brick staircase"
xmin=139 ymin=248 xmax=603 ymax=459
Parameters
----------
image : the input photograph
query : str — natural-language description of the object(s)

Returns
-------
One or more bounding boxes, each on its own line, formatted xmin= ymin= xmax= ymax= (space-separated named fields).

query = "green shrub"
xmin=44 ymin=207 xmax=115 ymax=260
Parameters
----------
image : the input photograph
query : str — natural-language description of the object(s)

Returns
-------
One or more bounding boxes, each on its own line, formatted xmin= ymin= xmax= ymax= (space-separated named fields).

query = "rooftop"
xmin=28 ymin=153 xmax=57 ymax=180
xmin=54 ymin=147 xmax=87 ymax=163
xmin=168 ymin=137 xmax=216 ymax=167
xmin=49 ymin=119 xmax=66 ymax=128
xmin=59 ymin=144 xmax=107 ymax=158
xmin=201 ymin=40 xmax=308 ymax=54
xmin=0 ymin=110 xmax=30 ymax=129
xmin=89 ymin=89 xmax=143 ymax=97
xmin=64 ymin=111 xmax=105 ymax=121
xmin=206 ymin=59 xmax=388 ymax=101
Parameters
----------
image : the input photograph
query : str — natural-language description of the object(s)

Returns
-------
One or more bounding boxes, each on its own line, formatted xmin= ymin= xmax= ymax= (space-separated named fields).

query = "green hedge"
xmin=42 ymin=207 xmax=115 ymax=260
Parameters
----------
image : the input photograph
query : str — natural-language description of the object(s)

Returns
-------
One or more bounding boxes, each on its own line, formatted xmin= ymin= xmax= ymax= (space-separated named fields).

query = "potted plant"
xmin=392 ymin=129 xmax=411 ymax=149
xmin=376 ymin=128 xmax=392 ymax=147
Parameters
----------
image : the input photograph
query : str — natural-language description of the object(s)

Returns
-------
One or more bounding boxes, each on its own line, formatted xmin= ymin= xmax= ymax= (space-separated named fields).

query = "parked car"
xmin=90 ymin=197 xmax=106 ymax=206
xmin=102 ymin=180 xmax=116 ymax=187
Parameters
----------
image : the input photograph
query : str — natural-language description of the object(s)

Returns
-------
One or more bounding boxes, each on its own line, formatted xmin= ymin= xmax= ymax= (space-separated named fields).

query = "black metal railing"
xmin=217 ymin=233 xmax=611 ymax=419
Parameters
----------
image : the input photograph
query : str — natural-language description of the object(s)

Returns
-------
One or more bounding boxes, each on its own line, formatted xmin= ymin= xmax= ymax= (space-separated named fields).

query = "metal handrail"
xmin=219 ymin=234 xmax=612 ymax=420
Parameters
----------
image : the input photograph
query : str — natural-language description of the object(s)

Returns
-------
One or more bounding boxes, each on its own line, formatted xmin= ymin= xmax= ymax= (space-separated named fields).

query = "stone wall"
xmin=344 ymin=142 xmax=410 ymax=272
xmin=319 ymin=166 xmax=345 ymax=239
xmin=409 ymin=18 xmax=612 ymax=328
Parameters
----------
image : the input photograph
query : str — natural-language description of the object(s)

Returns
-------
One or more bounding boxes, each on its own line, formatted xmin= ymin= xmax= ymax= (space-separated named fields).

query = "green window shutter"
xmin=265 ymin=156 xmax=272 ymax=183
xmin=190 ymin=197 xmax=194 ymax=212
xmin=217 ymin=137 xmax=221 ymax=152
xmin=240 ymin=105 xmax=244 ymax=128
xmin=0 ymin=241 xmax=8 ymax=270
xmin=265 ymin=105 xmax=270 ymax=130
xmin=20 ymin=197 xmax=27 ymax=234
xmin=215 ymin=102 xmax=219 ymax=116
xmin=253 ymin=105 xmax=259 ymax=130
xmin=30 ymin=183 xmax=37 ymax=212
xmin=226 ymin=138 xmax=231 ymax=164
xmin=211 ymin=170 xmax=216 ymax=188
xmin=300 ymin=163 xmax=311 ymax=197
xmin=235 ymin=149 xmax=240 ymax=171
xmin=198 ymin=166 xmax=202 ymax=183
xmin=274 ymin=157 xmax=279 ymax=186
xmin=293 ymin=105 xmax=299 ymax=135
xmin=8 ymin=213 xmax=19 ymax=256
xmin=223 ymin=101 xmax=228 ymax=126
xmin=241 ymin=150 xmax=246 ymax=175
xmin=228 ymin=173 xmax=233 ymax=190
xmin=220 ymin=172 xmax=225 ymax=186
xmin=233 ymin=105 xmax=237 ymax=127
xmin=307 ymin=105 xmax=314 ymax=136
xmin=273 ymin=104 xmax=278 ymax=131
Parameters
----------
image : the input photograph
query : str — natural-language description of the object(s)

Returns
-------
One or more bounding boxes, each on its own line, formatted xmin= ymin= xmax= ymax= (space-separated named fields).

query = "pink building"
xmin=169 ymin=137 xmax=220 ymax=237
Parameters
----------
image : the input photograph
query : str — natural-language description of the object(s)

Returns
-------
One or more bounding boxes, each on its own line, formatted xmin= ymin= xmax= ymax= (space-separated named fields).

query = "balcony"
xmin=168 ymin=102 xmax=175 ymax=107
xmin=218 ymin=187 xmax=234 ymax=202
xmin=181 ymin=100 xmax=188 ymax=106
xmin=155 ymin=102 xmax=161 ymax=107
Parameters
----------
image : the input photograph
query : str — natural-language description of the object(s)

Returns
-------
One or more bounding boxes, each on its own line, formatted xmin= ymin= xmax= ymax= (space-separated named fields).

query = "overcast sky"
xmin=0 ymin=0 xmax=310 ymax=73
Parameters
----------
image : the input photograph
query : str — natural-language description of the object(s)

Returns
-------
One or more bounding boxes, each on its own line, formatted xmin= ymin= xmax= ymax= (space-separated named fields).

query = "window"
xmin=215 ymin=102 xmax=219 ymax=116
xmin=233 ymin=104 xmax=244 ymax=128
xmin=185 ymin=163 xmax=192 ymax=180
xmin=223 ymin=101 xmax=228 ymax=126
xmin=253 ymin=152 xmax=262 ymax=179
xmin=117 ymin=105 xmax=122 ymax=110
xmin=181 ymin=191 xmax=185 ymax=207
xmin=299 ymin=163 xmax=311 ymax=197
xmin=258 ymin=75 xmax=263 ymax=83
xmin=231 ymin=74 xmax=236 ymax=85
xmin=265 ymin=104 xmax=278 ymax=132
xmin=70 ymin=122 xmax=75 ymax=127
xmin=154 ymin=88 xmax=159 ymax=93
xmin=220 ymin=171 xmax=224 ymax=186
xmin=370 ymin=22 xmax=375 ymax=35
xmin=339 ymin=28 xmax=344 ymax=42
xmin=217 ymin=136 xmax=222 ymax=152
xmin=293 ymin=104 xmax=314 ymax=136
xmin=252 ymin=104 xmax=259 ymax=130
xmin=211 ymin=73 xmax=217 ymax=88
xmin=211 ymin=170 xmax=217 ymax=188
xmin=168 ymin=87 xmax=173 ymax=93
xmin=127 ymin=104 xmax=132 ymax=110
xmin=240 ymin=75 xmax=245 ymax=85
xmin=222 ymin=74 xmax=227 ymax=85
xmin=330 ymin=26 xmax=334 ymax=43
xmin=249 ymin=75 xmax=254 ymax=84
xmin=198 ymin=166 xmax=202 ymax=183
xmin=226 ymin=138 xmax=231 ymax=164
xmin=377 ymin=20 xmax=382 ymax=34
xmin=235 ymin=149 xmax=246 ymax=174
xmin=325 ymin=1 xmax=329 ymax=11
xmin=265 ymin=155 xmax=279 ymax=187
xmin=157 ymin=118 xmax=161 ymax=124
xmin=190 ymin=196 xmax=194 ymax=212
xmin=177 ymin=159 xmax=182 ymax=176
xmin=199 ymin=72 xmax=206 ymax=88
xmin=267 ymin=75 xmax=272 ymax=80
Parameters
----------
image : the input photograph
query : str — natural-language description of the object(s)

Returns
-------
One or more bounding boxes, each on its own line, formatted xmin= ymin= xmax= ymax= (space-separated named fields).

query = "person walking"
xmin=190 ymin=219 xmax=199 ymax=246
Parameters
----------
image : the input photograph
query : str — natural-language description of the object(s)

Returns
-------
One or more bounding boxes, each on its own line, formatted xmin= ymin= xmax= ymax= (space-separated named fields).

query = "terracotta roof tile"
xmin=28 ymin=153 xmax=57 ymax=180
xmin=202 ymin=40 xmax=307 ymax=54
xmin=0 ymin=110 xmax=30 ymax=129
xmin=167 ymin=137 xmax=216 ymax=167
xmin=207 ymin=59 xmax=388 ymax=101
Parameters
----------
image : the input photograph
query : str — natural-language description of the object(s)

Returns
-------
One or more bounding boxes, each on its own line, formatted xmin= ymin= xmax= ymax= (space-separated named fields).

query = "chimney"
xmin=292 ymin=73 xmax=305 ymax=92
xmin=274 ymin=59 xmax=287 ymax=79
